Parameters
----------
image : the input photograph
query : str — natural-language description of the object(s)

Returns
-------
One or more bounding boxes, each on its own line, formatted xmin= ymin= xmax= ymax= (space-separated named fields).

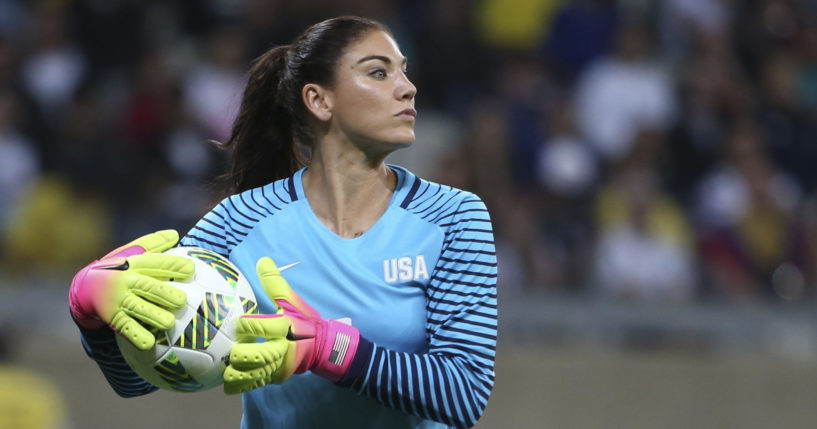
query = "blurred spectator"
xmin=182 ymin=24 xmax=249 ymax=142
xmin=0 ymin=332 xmax=68 ymax=429
xmin=665 ymin=28 xmax=753 ymax=200
xmin=658 ymin=0 xmax=729 ymax=66
xmin=541 ymin=0 xmax=618 ymax=82
xmin=535 ymin=96 xmax=598 ymax=289
xmin=592 ymin=130 xmax=695 ymax=302
xmin=574 ymin=17 xmax=677 ymax=163
xmin=0 ymin=90 xmax=38 ymax=233
xmin=70 ymin=0 xmax=143 ymax=78
xmin=758 ymin=48 xmax=817 ymax=192
xmin=0 ymin=0 xmax=26 ymax=40
xmin=51 ymin=85 xmax=121 ymax=201
xmin=20 ymin=3 xmax=86 ymax=117
xmin=410 ymin=0 xmax=498 ymax=111
xmin=2 ymin=175 xmax=113 ymax=275
xmin=475 ymin=0 xmax=563 ymax=52
xmin=501 ymin=54 xmax=557 ymax=187
xmin=536 ymin=97 xmax=598 ymax=198
xmin=695 ymin=120 xmax=804 ymax=301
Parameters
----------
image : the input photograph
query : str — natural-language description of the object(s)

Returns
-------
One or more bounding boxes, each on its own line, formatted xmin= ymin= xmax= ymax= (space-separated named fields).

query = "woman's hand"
xmin=68 ymin=230 xmax=192 ymax=350
xmin=223 ymin=257 xmax=360 ymax=394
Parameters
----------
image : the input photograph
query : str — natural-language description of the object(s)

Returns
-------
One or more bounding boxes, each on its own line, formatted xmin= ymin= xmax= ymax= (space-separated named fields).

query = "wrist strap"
xmin=312 ymin=319 xmax=360 ymax=382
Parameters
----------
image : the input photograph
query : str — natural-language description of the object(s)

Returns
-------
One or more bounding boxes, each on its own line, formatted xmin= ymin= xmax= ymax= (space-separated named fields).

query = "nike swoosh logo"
xmin=278 ymin=261 xmax=301 ymax=272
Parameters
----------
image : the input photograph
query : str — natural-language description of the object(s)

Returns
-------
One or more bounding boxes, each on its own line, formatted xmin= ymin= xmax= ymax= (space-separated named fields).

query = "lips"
xmin=396 ymin=108 xmax=417 ymax=118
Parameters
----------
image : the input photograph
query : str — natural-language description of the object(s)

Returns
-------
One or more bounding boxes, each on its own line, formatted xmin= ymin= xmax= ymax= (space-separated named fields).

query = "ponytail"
xmin=219 ymin=16 xmax=390 ymax=195
xmin=223 ymin=46 xmax=305 ymax=194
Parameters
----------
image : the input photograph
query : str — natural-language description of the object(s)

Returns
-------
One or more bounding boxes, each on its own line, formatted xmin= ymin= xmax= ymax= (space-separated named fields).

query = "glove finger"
xmin=126 ymin=273 xmax=187 ymax=309
xmin=110 ymin=312 xmax=157 ymax=351
xmin=127 ymin=253 xmax=195 ymax=280
xmin=131 ymin=230 xmax=181 ymax=253
xmin=119 ymin=292 xmax=177 ymax=330
xmin=256 ymin=257 xmax=320 ymax=319
xmin=228 ymin=340 xmax=288 ymax=371
xmin=103 ymin=230 xmax=180 ymax=259
xmin=222 ymin=368 xmax=265 ymax=395
xmin=269 ymin=341 xmax=299 ymax=385
xmin=235 ymin=314 xmax=291 ymax=340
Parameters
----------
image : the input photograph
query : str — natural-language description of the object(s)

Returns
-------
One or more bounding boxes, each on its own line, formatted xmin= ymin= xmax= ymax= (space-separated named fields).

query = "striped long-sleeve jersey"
xmin=79 ymin=165 xmax=498 ymax=428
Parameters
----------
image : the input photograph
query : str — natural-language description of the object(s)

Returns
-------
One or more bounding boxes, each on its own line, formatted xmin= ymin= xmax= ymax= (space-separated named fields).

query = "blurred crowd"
xmin=1 ymin=0 xmax=817 ymax=305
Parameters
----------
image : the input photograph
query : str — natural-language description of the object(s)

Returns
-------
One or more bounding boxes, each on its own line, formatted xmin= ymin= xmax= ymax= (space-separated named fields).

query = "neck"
xmin=303 ymin=142 xmax=396 ymax=238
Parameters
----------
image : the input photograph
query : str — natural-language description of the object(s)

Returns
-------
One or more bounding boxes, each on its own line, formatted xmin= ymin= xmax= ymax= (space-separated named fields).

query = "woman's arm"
xmin=77 ymin=324 xmax=159 ymax=397
xmin=339 ymin=196 xmax=498 ymax=428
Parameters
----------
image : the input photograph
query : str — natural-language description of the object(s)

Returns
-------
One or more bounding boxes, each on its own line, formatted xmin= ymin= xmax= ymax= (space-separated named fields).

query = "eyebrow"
xmin=356 ymin=55 xmax=408 ymax=67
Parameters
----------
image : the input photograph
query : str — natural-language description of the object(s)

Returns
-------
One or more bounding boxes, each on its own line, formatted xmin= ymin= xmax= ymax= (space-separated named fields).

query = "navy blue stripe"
xmin=408 ymin=184 xmax=441 ymax=212
xmin=427 ymin=308 xmax=498 ymax=325
xmin=408 ymin=355 xmax=426 ymax=419
xmin=428 ymin=296 xmax=498 ymax=310
xmin=437 ymin=255 xmax=498 ymax=268
xmin=444 ymin=237 xmax=494 ymax=246
xmin=411 ymin=190 xmax=444 ymax=217
xmin=426 ymin=284 xmax=496 ymax=300
xmin=444 ymin=246 xmax=496 ymax=256
xmin=247 ymin=190 xmax=275 ymax=216
xmin=218 ymin=202 xmax=252 ymax=231
xmin=435 ymin=357 xmax=458 ymax=426
xmin=400 ymin=176 xmax=422 ymax=208
xmin=287 ymin=176 xmax=298 ymax=200
xmin=184 ymin=233 xmax=229 ymax=254
xmin=408 ymin=182 xmax=432 ymax=208
xmin=260 ymin=185 xmax=281 ymax=211
xmin=435 ymin=207 xmax=489 ymax=223
xmin=434 ymin=266 xmax=499 ymax=278
xmin=430 ymin=277 xmax=498 ymax=292
xmin=443 ymin=315 xmax=497 ymax=332
xmin=271 ymin=181 xmax=289 ymax=205
xmin=435 ymin=329 xmax=498 ymax=345
xmin=226 ymin=197 xmax=260 ymax=224
xmin=429 ymin=343 xmax=495 ymax=363
xmin=426 ymin=357 xmax=452 ymax=425
xmin=202 ymin=216 xmax=242 ymax=244
xmin=439 ymin=217 xmax=492 ymax=228
xmin=386 ymin=349 xmax=397 ymax=410
xmin=423 ymin=193 xmax=459 ymax=222
xmin=240 ymin=192 xmax=267 ymax=218
xmin=427 ymin=307 xmax=497 ymax=322
xmin=190 ymin=223 xmax=227 ymax=243
xmin=429 ymin=196 xmax=468 ymax=224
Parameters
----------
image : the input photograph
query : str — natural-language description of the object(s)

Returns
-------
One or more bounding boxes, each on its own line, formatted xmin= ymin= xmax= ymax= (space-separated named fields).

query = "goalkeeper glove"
xmin=223 ymin=257 xmax=361 ymax=394
xmin=68 ymin=230 xmax=192 ymax=350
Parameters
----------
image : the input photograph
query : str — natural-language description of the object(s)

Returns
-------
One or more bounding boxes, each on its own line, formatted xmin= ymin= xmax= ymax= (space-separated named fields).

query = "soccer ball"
xmin=116 ymin=246 xmax=258 ymax=392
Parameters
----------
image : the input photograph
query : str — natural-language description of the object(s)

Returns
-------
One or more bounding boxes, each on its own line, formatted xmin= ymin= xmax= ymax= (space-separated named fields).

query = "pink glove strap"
xmin=312 ymin=319 xmax=361 ymax=383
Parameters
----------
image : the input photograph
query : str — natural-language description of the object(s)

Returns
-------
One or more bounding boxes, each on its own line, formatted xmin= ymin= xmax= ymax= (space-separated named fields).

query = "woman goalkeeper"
xmin=68 ymin=16 xmax=497 ymax=429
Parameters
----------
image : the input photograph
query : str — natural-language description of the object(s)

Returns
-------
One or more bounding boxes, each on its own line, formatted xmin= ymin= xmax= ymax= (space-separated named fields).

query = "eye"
xmin=369 ymin=68 xmax=387 ymax=80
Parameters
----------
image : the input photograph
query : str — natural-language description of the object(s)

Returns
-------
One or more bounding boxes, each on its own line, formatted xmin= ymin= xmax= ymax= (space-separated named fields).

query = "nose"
xmin=395 ymin=72 xmax=417 ymax=101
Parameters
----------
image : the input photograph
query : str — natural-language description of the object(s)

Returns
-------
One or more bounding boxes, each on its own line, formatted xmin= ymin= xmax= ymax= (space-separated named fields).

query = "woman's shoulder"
xmin=391 ymin=165 xmax=489 ymax=225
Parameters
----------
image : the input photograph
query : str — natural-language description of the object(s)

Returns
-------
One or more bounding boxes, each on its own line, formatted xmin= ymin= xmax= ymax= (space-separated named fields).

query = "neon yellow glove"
xmin=68 ymin=230 xmax=192 ymax=350
xmin=223 ymin=257 xmax=360 ymax=394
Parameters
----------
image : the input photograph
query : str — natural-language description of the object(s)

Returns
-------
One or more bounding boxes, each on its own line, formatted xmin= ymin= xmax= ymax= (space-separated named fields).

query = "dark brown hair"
xmin=223 ymin=16 xmax=390 ymax=193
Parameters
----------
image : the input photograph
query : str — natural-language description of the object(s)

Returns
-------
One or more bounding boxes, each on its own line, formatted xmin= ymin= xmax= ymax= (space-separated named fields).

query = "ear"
xmin=302 ymin=83 xmax=333 ymax=122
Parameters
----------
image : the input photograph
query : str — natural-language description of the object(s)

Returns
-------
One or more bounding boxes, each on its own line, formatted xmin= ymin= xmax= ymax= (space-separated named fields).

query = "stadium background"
xmin=1 ymin=0 xmax=817 ymax=427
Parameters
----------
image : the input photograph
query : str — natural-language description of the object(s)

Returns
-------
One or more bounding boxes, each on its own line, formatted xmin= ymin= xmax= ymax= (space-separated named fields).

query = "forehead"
xmin=340 ymin=30 xmax=404 ymax=64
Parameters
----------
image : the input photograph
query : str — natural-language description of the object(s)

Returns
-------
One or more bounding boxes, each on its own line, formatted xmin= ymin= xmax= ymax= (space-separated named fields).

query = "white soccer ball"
xmin=116 ymin=246 xmax=258 ymax=392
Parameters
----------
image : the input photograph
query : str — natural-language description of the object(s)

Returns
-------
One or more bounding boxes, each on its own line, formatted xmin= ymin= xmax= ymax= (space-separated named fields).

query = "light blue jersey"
xmin=79 ymin=165 xmax=497 ymax=428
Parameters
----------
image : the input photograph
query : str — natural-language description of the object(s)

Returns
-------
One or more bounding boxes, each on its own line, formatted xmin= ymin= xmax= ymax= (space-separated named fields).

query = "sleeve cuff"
xmin=337 ymin=336 xmax=374 ymax=387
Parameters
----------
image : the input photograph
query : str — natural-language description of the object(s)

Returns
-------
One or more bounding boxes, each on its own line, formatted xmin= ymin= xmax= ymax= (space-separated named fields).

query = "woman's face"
xmin=326 ymin=30 xmax=417 ymax=151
